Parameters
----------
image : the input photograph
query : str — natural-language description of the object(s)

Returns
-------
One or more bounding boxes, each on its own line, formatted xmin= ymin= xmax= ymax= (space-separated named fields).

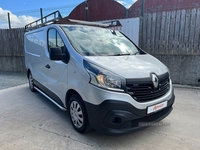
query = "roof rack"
xmin=65 ymin=19 xmax=122 ymax=28
xmin=25 ymin=10 xmax=62 ymax=31
xmin=25 ymin=10 xmax=122 ymax=31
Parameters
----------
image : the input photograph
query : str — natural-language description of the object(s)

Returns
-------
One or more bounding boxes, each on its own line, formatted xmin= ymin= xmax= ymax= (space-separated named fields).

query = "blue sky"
xmin=0 ymin=0 xmax=137 ymax=28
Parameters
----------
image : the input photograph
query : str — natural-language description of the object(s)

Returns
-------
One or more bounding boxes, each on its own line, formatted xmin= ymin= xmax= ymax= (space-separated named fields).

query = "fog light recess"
xmin=112 ymin=117 xmax=122 ymax=124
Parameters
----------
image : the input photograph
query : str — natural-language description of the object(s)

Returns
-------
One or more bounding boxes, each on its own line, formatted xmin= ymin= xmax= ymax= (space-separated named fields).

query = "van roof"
xmin=25 ymin=11 xmax=122 ymax=32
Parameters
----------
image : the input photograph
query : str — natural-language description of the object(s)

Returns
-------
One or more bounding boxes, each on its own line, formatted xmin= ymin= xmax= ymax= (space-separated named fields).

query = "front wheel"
xmin=68 ymin=94 xmax=89 ymax=133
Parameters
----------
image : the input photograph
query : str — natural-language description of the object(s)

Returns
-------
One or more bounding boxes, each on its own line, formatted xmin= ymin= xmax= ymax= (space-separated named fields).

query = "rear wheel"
xmin=68 ymin=94 xmax=89 ymax=133
xmin=28 ymin=72 xmax=36 ymax=92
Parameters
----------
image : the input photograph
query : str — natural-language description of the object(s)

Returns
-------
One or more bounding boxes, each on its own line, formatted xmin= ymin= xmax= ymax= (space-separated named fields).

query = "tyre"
xmin=28 ymin=72 xmax=36 ymax=92
xmin=68 ymin=94 xmax=89 ymax=133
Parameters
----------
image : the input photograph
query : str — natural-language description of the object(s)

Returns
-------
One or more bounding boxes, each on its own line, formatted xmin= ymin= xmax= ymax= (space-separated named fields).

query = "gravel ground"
xmin=0 ymin=72 xmax=28 ymax=90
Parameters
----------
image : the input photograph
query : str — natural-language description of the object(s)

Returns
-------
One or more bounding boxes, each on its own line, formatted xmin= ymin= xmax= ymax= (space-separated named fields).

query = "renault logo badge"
xmin=152 ymin=74 xmax=159 ymax=89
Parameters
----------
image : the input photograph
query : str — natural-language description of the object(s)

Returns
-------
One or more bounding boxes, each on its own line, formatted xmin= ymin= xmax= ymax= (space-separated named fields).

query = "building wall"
xmin=67 ymin=3 xmax=85 ymax=21
xmin=59 ymin=0 xmax=200 ymax=21
xmin=67 ymin=0 xmax=127 ymax=21
xmin=59 ymin=0 xmax=200 ymax=22
xmin=129 ymin=0 xmax=200 ymax=18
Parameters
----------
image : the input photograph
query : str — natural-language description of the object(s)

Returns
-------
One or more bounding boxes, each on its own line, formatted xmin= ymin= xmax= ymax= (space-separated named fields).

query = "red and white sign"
xmin=147 ymin=101 xmax=167 ymax=114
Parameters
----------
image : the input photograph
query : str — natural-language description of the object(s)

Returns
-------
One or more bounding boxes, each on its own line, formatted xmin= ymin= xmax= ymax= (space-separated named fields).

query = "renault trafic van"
xmin=24 ymin=11 xmax=175 ymax=135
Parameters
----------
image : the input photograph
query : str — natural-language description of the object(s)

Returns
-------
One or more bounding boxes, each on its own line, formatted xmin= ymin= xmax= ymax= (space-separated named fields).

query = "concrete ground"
xmin=0 ymin=72 xmax=27 ymax=90
xmin=0 ymin=84 xmax=200 ymax=150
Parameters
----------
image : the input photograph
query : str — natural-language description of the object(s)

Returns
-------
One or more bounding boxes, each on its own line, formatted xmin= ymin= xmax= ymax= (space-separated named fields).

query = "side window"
xmin=48 ymin=29 xmax=65 ymax=52
xmin=57 ymin=32 xmax=64 ymax=47
xmin=48 ymin=29 xmax=56 ymax=48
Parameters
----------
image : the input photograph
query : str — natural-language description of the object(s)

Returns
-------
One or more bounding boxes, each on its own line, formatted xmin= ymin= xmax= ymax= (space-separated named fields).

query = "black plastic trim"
xmin=126 ymin=72 xmax=169 ymax=83
xmin=34 ymin=79 xmax=45 ymax=92
xmin=126 ymin=72 xmax=170 ymax=102
xmin=45 ymin=88 xmax=65 ymax=107
xmin=33 ymin=79 xmax=65 ymax=107
xmin=84 ymin=93 xmax=175 ymax=135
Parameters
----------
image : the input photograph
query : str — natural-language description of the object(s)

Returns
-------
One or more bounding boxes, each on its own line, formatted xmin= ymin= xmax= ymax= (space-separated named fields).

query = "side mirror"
xmin=49 ymin=47 xmax=66 ymax=61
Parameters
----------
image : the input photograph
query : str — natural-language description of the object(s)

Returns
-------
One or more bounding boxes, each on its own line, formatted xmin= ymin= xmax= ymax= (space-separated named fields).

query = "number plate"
xmin=147 ymin=101 xmax=167 ymax=114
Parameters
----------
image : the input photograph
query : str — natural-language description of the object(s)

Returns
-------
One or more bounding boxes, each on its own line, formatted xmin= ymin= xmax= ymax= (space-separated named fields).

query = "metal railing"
xmin=25 ymin=11 xmax=62 ymax=31
xmin=25 ymin=10 xmax=122 ymax=31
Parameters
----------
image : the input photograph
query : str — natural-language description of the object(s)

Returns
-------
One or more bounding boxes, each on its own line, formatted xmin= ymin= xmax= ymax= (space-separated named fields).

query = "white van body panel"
xmin=85 ymin=54 xmax=168 ymax=79
xmin=25 ymin=30 xmax=47 ymax=86
xmin=24 ymin=23 xmax=175 ymax=135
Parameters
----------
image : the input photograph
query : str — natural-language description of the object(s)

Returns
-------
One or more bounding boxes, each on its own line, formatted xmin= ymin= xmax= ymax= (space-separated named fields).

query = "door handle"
xmin=45 ymin=64 xmax=51 ymax=69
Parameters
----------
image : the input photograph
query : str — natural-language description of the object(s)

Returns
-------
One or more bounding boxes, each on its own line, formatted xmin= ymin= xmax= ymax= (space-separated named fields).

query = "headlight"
xmin=83 ymin=60 xmax=125 ymax=92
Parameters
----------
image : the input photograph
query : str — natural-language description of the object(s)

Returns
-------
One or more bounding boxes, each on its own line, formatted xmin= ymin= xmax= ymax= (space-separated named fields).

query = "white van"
xmin=24 ymin=11 xmax=175 ymax=135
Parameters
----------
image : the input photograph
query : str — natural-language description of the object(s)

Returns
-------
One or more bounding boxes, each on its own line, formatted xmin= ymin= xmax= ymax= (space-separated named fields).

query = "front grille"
xmin=126 ymin=73 xmax=170 ymax=102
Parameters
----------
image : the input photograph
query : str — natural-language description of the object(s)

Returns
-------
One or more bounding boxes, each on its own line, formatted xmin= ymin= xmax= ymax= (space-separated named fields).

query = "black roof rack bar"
xmin=67 ymin=19 xmax=122 ymax=28
xmin=25 ymin=10 xmax=62 ymax=31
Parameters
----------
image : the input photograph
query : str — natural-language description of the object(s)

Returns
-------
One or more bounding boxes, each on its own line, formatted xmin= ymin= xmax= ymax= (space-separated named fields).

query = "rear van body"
xmin=24 ymin=18 xmax=175 ymax=135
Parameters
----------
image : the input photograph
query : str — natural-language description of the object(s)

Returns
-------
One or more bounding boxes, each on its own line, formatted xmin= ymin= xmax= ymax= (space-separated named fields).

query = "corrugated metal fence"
xmin=139 ymin=8 xmax=200 ymax=85
xmin=140 ymin=8 xmax=200 ymax=55
xmin=0 ymin=28 xmax=25 ymax=72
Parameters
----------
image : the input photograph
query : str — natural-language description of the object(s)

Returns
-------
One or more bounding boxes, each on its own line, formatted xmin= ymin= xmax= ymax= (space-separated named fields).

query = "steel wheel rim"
xmin=29 ymin=74 xmax=34 ymax=89
xmin=70 ymin=101 xmax=83 ymax=128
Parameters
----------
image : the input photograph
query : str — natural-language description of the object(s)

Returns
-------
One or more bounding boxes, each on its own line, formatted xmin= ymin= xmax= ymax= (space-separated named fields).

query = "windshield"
xmin=62 ymin=25 xmax=140 ymax=56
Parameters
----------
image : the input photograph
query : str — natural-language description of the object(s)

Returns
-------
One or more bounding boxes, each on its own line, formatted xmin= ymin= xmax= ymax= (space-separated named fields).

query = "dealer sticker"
xmin=147 ymin=101 xmax=167 ymax=114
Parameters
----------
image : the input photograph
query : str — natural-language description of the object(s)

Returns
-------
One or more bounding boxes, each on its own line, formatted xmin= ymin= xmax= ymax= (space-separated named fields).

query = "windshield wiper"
xmin=110 ymin=51 xmax=140 ymax=56
xmin=112 ymin=53 xmax=131 ymax=56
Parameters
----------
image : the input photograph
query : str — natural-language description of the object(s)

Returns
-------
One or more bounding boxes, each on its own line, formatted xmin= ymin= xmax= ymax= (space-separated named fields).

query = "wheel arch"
xmin=65 ymin=89 xmax=84 ymax=107
xmin=66 ymin=89 xmax=91 ymax=133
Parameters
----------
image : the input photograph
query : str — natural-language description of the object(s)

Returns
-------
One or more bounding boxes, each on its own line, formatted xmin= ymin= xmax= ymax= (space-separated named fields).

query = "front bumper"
xmin=84 ymin=93 xmax=175 ymax=135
